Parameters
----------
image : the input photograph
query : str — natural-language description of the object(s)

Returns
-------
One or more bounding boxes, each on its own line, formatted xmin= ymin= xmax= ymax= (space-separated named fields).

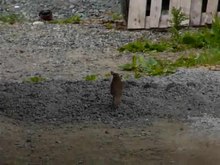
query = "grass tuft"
xmin=111 ymin=13 xmax=123 ymax=21
xmin=25 ymin=76 xmax=46 ymax=83
xmin=118 ymin=40 xmax=168 ymax=53
xmin=49 ymin=15 xmax=81 ymax=24
xmin=84 ymin=74 xmax=98 ymax=81
xmin=0 ymin=13 xmax=24 ymax=24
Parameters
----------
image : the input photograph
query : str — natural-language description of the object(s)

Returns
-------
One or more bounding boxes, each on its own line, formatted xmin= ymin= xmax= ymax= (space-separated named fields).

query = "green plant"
xmin=103 ymin=72 xmax=112 ymax=80
xmin=194 ymin=49 xmax=220 ymax=65
xmin=25 ymin=76 xmax=46 ymax=83
xmin=119 ymin=55 xmax=174 ymax=77
xmin=180 ymin=32 xmax=207 ymax=48
xmin=112 ymin=13 xmax=123 ymax=21
xmin=169 ymin=7 xmax=188 ymax=41
xmin=118 ymin=40 xmax=169 ymax=53
xmin=104 ymin=22 xmax=113 ymax=29
xmin=0 ymin=13 xmax=24 ymax=24
xmin=170 ymin=7 xmax=188 ymax=31
xmin=85 ymin=74 xmax=97 ymax=81
xmin=204 ymin=16 xmax=220 ymax=48
xmin=50 ymin=15 xmax=81 ymax=24
xmin=177 ymin=17 xmax=220 ymax=49
xmin=120 ymin=50 xmax=220 ymax=77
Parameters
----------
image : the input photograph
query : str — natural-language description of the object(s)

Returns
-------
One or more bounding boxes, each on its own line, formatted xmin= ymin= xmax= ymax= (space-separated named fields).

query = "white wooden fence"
xmin=127 ymin=0 xmax=220 ymax=29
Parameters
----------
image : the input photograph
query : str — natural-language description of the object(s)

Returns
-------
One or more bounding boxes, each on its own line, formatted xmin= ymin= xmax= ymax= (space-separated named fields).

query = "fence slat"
xmin=145 ymin=16 xmax=151 ymax=29
xmin=170 ymin=0 xmax=181 ymax=11
xmin=149 ymin=0 xmax=162 ymax=28
xmin=180 ymin=0 xmax=191 ymax=26
xmin=201 ymin=0 xmax=219 ymax=25
xmin=159 ymin=15 xmax=170 ymax=28
xmin=127 ymin=0 xmax=220 ymax=29
xmin=190 ymin=0 xmax=202 ymax=26
xmin=127 ymin=0 xmax=147 ymax=29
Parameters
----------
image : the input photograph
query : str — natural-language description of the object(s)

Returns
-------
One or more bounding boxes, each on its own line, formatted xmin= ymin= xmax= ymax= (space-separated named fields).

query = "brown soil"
xmin=1 ymin=116 xmax=220 ymax=165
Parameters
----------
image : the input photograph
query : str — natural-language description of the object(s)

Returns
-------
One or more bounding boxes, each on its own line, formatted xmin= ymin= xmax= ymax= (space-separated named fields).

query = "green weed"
xmin=180 ymin=32 xmax=206 ymax=48
xmin=0 ymin=13 xmax=24 ymax=24
xmin=84 ymin=74 xmax=98 ymax=81
xmin=104 ymin=22 xmax=113 ymax=29
xmin=178 ymin=17 xmax=220 ymax=49
xmin=169 ymin=7 xmax=188 ymax=31
xmin=104 ymin=72 xmax=111 ymax=78
xmin=119 ymin=55 xmax=174 ymax=77
xmin=205 ymin=16 xmax=220 ymax=48
xmin=112 ymin=13 xmax=123 ymax=21
xmin=120 ymin=51 xmax=220 ymax=77
xmin=25 ymin=76 xmax=46 ymax=83
xmin=50 ymin=15 xmax=81 ymax=24
xmin=169 ymin=7 xmax=188 ymax=41
xmin=118 ymin=40 xmax=168 ymax=53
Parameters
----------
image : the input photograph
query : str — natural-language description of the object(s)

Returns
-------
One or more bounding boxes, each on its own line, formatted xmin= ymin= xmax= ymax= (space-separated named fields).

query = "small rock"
xmin=32 ymin=21 xmax=44 ymax=26
xmin=14 ymin=6 xmax=20 ymax=9
xmin=55 ymin=140 xmax=61 ymax=144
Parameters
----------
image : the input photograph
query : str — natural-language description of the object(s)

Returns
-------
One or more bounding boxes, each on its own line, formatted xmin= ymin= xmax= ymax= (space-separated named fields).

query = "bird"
xmin=39 ymin=10 xmax=53 ymax=21
xmin=110 ymin=71 xmax=123 ymax=109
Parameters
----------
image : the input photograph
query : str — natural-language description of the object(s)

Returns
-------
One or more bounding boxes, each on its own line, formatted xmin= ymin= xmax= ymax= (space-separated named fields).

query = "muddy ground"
xmin=1 ymin=116 xmax=220 ymax=165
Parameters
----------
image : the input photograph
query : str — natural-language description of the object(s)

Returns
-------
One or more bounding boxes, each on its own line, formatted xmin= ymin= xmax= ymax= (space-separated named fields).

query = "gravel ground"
xmin=0 ymin=0 xmax=121 ymax=20
xmin=0 ymin=0 xmax=220 ymax=126
xmin=0 ymin=0 xmax=219 ymax=126
xmin=1 ymin=69 xmax=220 ymax=125
xmin=0 ymin=22 xmax=165 ymax=82
xmin=1 ymin=1 xmax=220 ymax=164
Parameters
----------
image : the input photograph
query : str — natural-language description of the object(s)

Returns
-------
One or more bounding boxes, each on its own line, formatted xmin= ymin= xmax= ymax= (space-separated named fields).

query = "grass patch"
xmin=180 ymin=31 xmax=207 ymax=48
xmin=24 ymin=76 xmax=46 ymax=83
xmin=119 ymin=55 xmax=174 ymax=77
xmin=111 ymin=13 xmax=123 ymax=21
xmin=84 ymin=74 xmax=98 ymax=81
xmin=119 ymin=17 xmax=220 ymax=53
xmin=104 ymin=22 xmax=114 ymax=29
xmin=49 ymin=15 xmax=81 ymax=24
xmin=0 ymin=13 xmax=24 ymax=24
xmin=104 ymin=72 xmax=111 ymax=78
xmin=118 ymin=40 xmax=169 ymax=53
xmin=120 ymin=52 xmax=220 ymax=77
xmin=178 ymin=18 xmax=220 ymax=49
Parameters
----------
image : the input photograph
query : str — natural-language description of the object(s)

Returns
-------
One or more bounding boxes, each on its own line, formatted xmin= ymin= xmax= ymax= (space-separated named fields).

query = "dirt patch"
xmin=1 ymin=116 xmax=220 ymax=165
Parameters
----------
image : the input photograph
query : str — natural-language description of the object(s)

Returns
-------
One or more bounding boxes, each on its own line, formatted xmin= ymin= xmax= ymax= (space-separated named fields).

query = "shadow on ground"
xmin=0 ymin=69 xmax=220 ymax=125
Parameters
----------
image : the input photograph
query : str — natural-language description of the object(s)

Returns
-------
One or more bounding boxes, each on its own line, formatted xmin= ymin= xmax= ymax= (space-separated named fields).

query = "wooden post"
xmin=190 ymin=0 xmax=202 ymax=26
xmin=127 ymin=0 xmax=147 ymax=29
xmin=120 ymin=0 xmax=130 ymax=23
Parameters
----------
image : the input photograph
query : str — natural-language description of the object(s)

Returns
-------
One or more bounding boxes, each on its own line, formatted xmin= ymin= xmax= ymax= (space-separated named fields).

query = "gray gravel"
xmin=1 ymin=69 xmax=220 ymax=125
xmin=0 ymin=0 xmax=121 ymax=20
xmin=0 ymin=0 xmax=220 ymax=127
xmin=0 ymin=23 xmax=163 ymax=82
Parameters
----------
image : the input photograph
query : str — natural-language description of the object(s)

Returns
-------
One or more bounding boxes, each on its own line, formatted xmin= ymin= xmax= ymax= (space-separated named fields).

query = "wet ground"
xmin=1 ymin=116 xmax=220 ymax=165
